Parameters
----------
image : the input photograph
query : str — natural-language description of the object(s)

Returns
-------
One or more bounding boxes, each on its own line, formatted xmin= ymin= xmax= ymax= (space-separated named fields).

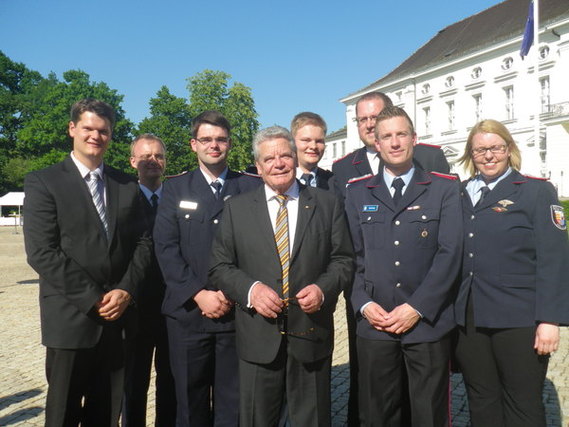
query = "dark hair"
xmin=191 ymin=110 xmax=231 ymax=138
xmin=290 ymin=112 xmax=327 ymax=137
xmin=355 ymin=91 xmax=393 ymax=116
xmin=70 ymin=98 xmax=116 ymax=128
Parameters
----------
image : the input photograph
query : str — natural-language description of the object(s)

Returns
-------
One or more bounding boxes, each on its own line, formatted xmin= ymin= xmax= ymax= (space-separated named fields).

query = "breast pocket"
xmin=360 ymin=211 xmax=385 ymax=249
xmin=177 ymin=208 xmax=204 ymax=244
xmin=408 ymin=209 xmax=440 ymax=248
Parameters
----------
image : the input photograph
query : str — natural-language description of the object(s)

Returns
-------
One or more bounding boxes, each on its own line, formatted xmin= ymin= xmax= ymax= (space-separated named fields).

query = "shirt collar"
xmin=199 ymin=167 xmax=228 ymax=187
xmin=139 ymin=183 xmax=163 ymax=202
xmin=382 ymin=166 xmax=415 ymax=189
xmin=264 ymin=180 xmax=300 ymax=202
xmin=71 ymin=151 xmax=104 ymax=179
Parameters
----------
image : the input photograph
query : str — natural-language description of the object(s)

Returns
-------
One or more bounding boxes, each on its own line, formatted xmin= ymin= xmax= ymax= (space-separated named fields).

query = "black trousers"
xmin=122 ymin=312 xmax=176 ymax=427
xmin=357 ymin=336 xmax=451 ymax=427
xmin=455 ymin=297 xmax=549 ymax=427
xmin=45 ymin=325 xmax=125 ymax=427
xmin=238 ymin=339 xmax=332 ymax=427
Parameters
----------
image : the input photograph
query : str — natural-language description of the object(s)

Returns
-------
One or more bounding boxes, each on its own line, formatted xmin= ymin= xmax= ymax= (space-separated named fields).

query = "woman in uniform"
xmin=454 ymin=119 xmax=569 ymax=427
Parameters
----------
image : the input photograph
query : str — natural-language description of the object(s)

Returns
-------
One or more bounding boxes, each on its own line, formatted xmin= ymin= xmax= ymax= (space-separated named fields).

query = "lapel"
xmin=250 ymin=185 xmax=279 ymax=260
xmin=104 ymin=166 xmax=118 ymax=244
xmin=461 ymin=180 xmax=475 ymax=211
xmin=315 ymin=167 xmax=331 ymax=190
xmin=291 ymin=185 xmax=316 ymax=261
xmin=187 ymin=169 xmax=219 ymax=221
xmin=367 ymin=168 xmax=430 ymax=214
xmin=367 ymin=174 xmax=396 ymax=212
xmin=352 ymin=148 xmax=373 ymax=177
xmin=475 ymin=171 xmax=521 ymax=212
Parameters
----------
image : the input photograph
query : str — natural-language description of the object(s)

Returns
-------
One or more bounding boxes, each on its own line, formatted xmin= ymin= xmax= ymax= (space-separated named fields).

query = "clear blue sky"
xmin=1 ymin=0 xmax=501 ymax=133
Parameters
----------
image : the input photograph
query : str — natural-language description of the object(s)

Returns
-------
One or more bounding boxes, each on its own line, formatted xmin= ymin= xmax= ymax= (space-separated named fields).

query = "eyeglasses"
xmin=195 ymin=137 xmax=229 ymax=145
xmin=472 ymin=145 xmax=508 ymax=157
xmin=353 ymin=115 xmax=379 ymax=126
xmin=276 ymin=298 xmax=315 ymax=337
xmin=135 ymin=153 xmax=165 ymax=161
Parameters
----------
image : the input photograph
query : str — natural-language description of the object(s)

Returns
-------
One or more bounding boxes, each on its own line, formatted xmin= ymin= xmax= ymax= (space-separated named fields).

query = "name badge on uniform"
xmin=551 ymin=205 xmax=567 ymax=230
xmin=363 ymin=205 xmax=378 ymax=212
xmin=179 ymin=200 xmax=198 ymax=210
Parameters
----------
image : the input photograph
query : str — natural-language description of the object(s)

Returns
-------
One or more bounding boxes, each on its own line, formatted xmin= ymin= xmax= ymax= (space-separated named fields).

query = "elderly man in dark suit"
xmin=153 ymin=111 xmax=260 ymax=426
xmin=345 ymin=106 xmax=462 ymax=426
xmin=123 ymin=134 xmax=176 ymax=426
xmin=23 ymin=98 xmax=150 ymax=426
xmin=291 ymin=111 xmax=334 ymax=190
xmin=209 ymin=125 xmax=354 ymax=426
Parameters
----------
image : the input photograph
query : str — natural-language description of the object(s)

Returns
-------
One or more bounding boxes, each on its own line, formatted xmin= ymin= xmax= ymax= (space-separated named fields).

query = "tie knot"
xmin=392 ymin=177 xmax=404 ymax=191
xmin=480 ymin=186 xmax=491 ymax=196
xmin=211 ymin=180 xmax=222 ymax=192
xmin=301 ymin=173 xmax=313 ymax=186
xmin=151 ymin=193 xmax=159 ymax=204
xmin=276 ymin=194 xmax=288 ymax=206
xmin=89 ymin=171 xmax=100 ymax=182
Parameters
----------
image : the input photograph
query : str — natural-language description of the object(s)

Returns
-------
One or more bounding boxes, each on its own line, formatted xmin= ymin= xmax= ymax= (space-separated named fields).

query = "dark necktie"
xmin=392 ymin=177 xmax=404 ymax=205
xmin=211 ymin=180 xmax=222 ymax=200
xmin=476 ymin=186 xmax=491 ymax=207
xmin=301 ymin=173 xmax=313 ymax=187
xmin=150 ymin=193 xmax=159 ymax=215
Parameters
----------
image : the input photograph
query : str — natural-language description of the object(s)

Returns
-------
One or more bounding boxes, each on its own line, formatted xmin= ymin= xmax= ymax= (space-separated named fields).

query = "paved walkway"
xmin=0 ymin=226 xmax=567 ymax=426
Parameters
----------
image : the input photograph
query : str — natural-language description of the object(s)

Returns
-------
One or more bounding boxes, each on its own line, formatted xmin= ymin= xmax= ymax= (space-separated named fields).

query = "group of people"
xmin=22 ymin=93 xmax=568 ymax=427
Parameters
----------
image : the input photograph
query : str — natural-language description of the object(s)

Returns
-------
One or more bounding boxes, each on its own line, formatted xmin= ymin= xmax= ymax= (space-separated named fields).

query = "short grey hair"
xmin=252 ymin=126 xmax=296 ymax=161
xmin=130 ymin=133 xmax=166 ymax=157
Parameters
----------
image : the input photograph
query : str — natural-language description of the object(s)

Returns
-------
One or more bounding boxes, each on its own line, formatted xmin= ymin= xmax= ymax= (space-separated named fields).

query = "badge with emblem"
xmin=497 ymin=199 xmax=514 ymax=208
xmin=492 ymin=207 xmax=508 ymax=213
xmin=551 ymin=205 xmax=567 ymax=230
xmin=406 ymin=205 xmax=421 ymax=211
xmin=363 ymin=205 xmax=379 ymax=212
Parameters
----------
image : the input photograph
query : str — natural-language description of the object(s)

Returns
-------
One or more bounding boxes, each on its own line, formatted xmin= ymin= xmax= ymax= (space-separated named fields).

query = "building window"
xmin=473 ymin=94 xmax=483 ymax=123
xmin=540 ymin=77 xmax=550 ymax=113
xmin=501 ymin=57 xmax=513 ymax=71
xmin=539 ymin=46 xmax=550 ymax=60
xmin=445 ymin=76 xmax=455 ymax=88
xmin=423 ymin=107 xmax=431 ymax=135
xmin=504 ymin=86 xmax=514 ymax=120
xmin=341 ymin=141 xmax=346 ymax=156
xmin=471 ymin=67 xmax=482 ymax=79
xmin=332 ymin=143 xmax=337 ymax=159
xmin=421 ymin=83 xmax=430 ymax=95
xmin=447 ymin=101 xmax=455 ymax=131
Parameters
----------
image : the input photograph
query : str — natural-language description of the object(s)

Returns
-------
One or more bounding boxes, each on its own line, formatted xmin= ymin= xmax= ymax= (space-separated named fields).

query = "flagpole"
xmin=533 ymin=0 xmax=541 ymax=176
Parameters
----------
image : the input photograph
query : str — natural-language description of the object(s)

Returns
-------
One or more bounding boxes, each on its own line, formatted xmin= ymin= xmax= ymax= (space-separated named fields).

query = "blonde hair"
xmin=459 ymin=119 xmax=522 ymax=178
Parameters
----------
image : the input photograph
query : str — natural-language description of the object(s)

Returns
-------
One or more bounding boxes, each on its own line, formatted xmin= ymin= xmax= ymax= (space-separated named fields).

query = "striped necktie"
xmin=274 ymin=195 xmax=290 ymax=299
xmin=87 ymin=171 xmax=108 ymax=237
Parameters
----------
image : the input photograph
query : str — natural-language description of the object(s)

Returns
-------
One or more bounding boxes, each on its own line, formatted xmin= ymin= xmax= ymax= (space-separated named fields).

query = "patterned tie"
xmin=392 ymin=177 xmax=405 ymax=205
xmin=274 ymin=195 xmax=290 ymax=299
xmin=87 ymin=171 xmax=108 ymax=237
xmin=211 ymin=180 xmax=222 ymax=200
xmin=301 ymin=173 xmax=313 ymax=187
xmin=476 ymin=186 xmax=491 ymax=207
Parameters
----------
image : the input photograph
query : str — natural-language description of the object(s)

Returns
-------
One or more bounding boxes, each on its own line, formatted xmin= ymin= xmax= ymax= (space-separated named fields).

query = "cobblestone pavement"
xmin=1 ymin=226 xmax=567 ymax=426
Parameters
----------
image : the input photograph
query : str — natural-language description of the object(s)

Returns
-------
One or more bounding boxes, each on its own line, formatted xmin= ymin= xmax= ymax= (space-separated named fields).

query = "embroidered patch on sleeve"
xmin=551 ymin=205 xmax=567 ymax=230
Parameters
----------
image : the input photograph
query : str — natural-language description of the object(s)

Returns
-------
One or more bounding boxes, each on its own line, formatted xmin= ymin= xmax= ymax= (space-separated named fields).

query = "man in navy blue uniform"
xmin=291 ymin=112 xmax=334 ymax=190
xmin=345 ymin=106 xmax=462 ymax=426
xmin=153 ymin=111 xmax=260 ymax=426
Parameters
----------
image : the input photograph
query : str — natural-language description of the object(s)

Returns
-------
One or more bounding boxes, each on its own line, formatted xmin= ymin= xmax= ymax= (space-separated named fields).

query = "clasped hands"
xmin=194 ymin=289 xmax=233 ymax=319
xmin=96 ymin=289 xmax=132 ymax=321
xmin=363 ymin=302 xmax=420 ymax=335
xmin=250 ymin=283 xmax=323 ymax=318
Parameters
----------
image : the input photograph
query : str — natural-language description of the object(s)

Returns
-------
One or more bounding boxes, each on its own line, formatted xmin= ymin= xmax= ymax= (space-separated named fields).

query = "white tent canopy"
xmin=0 ymin=192 xmax=24 ymax=214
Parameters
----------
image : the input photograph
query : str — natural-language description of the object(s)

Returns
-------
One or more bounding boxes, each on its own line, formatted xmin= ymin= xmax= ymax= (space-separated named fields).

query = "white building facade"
xmin=336 ymin=0 xmax=569 ymax=196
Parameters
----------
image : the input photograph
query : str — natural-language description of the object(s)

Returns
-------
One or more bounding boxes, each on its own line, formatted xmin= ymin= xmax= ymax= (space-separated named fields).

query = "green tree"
xmin=187 ymin=70 xmax=258 ymax=171
xmin=137 ymin=86 xmax=194 ymax=175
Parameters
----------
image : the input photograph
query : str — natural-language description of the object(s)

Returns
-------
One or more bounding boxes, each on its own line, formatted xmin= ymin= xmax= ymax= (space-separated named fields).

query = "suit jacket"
xmin=345 ymin=168 xmax=462 ymax=343
xmin=209 ymin=184 xmax=354 ymax=364
xmin=455 ymin=170 xmax=569 ymax=328
xmin=332 ymin=144 xmax=450 ymax=198
xmin=23 ymin=156 xmax=151 ymax=349
xmin=315 ymin=167 xmax=334 ymax=191
xmin=153 ymin=169 xmax=260 ymax=332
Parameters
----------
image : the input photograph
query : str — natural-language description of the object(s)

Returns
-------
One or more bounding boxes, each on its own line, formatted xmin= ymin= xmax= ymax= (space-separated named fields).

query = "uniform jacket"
xmin=153 ymin=169 xmax=260 ymax=332
xmin=332 ymin=144 xmax=450 ymax=198
xmin=314 ymin=167 xmax=334 ymax=191
xmin=345 ymin=168 xmax=463 ymax=343
xmin=23 ymin=156 xmax=151 ymax=349
xmin=209 ymin=184 xmax=354 ymax=364
xmin=455 ymin=170 xmax=569 ymax=328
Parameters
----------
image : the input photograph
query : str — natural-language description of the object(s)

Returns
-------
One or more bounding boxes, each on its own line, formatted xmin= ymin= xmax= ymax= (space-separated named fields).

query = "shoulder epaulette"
xmin=164 ymin=171 xmax=188 ymax=180
xmin=333 ymin=150 xmax=356 ymax=163
xmin=240 ymin=170 xmax=261 ymax=178
xmin=430 ymin=171 xmax=458 ymax=180
xmin=417 ymin=142 xmax=442 ymax=149
xmin=348 ymin=173 xmax=373 ymax=185
xmin=523 ymin=174 xmax=548 ymax=181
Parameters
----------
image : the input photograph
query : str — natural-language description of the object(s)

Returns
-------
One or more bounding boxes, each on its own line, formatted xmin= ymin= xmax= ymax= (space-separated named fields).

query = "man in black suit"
xmin=153 ymin=111 xmax=260 ymax=426
xmin=23 ymin=98 xmax=151 ymax=426
xmin=332 ymin=91 xmax=450 ymax=426
xmin=291 ymin=112 xmax=334 ymax=190
xmin=332 ymin=91 xmax=450 ymax=198
xmin=123 ymin=134 xmax=176 ymax=426
xmin=209 ymin=126 xmax=354 ymax=426
xmin=345 ymin=106 xmax=462 ymax=426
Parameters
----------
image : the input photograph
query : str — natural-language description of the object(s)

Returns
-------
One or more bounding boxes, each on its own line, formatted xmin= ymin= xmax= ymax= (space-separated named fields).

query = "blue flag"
xmin=520 ymin=1 xmax=534 ymax=59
